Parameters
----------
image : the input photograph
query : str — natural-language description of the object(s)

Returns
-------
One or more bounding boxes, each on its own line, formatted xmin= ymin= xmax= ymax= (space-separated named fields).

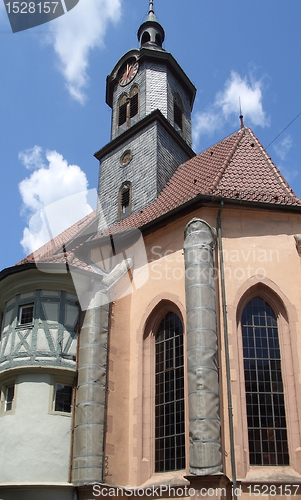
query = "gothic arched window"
xmin=155 ymin=312 xmax=185 ymax=472
xmin=118 ymin=182 xmax=131 ymax=219
xmin=242 ymin=297 xmax=289 ymax=466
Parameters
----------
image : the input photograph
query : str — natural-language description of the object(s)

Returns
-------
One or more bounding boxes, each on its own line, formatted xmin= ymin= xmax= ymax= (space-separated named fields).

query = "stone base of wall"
xmin=78 ymin=475 xmax=232 ymax=500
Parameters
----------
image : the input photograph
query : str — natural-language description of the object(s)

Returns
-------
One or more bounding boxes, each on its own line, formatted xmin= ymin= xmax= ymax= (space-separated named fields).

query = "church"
xmin=1 ymin=2 xmax=301 ymax=499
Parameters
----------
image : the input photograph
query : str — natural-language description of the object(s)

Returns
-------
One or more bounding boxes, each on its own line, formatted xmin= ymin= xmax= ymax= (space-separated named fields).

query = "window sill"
xmin=140 ymin=470 xmax=189 ymax=489
xmin=240 ymin=466 xmax=301 ymax=483
xmin=49 ymin=410 xmax=72 ymax=417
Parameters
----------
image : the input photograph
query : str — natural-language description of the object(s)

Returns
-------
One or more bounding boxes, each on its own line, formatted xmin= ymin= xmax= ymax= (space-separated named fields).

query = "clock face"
xmin=119 ymin=61 xmax=139 ymax=87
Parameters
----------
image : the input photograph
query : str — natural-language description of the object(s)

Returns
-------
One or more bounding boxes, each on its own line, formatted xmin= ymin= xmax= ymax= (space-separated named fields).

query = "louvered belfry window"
xmin=121 ymin=187 xmax=130 ymax=213
xmin=130 ymin=92 xmax=138 ymax=118
xmin=118 ymin=87 xmax=139 ymax=131
xmin=173 ymin=94 xmax=183 ymax=134
xmin=242 ymin=297 xmax=289 ymax=466
xmin=155 ymin=312 xmax=185 ymax=472
xmin=118 ymin=101 xmax=127 ymax=126
xmin=119 ymin=182 xmax=131 ymax=219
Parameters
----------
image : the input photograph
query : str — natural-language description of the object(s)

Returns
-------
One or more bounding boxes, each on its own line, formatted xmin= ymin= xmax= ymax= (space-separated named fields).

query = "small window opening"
xmin=119 ymin=182 xmax=131 ymax=219
xmin=18 ymin=303 xmax=34 ymax=325
xmin=54 ymin=383 xmax=73 ymax=413
xmin=5 ymin=385 xmax=15 ymax=411
xmin=121 ymin=187 xmax=130 ymax=214
xmin=174 ymin=102 xmax=183 ymax=131
xmin=141 ymin=31 xmax=151 ymax=45
xmin=155 ymin=34 xmax=162 ymax=46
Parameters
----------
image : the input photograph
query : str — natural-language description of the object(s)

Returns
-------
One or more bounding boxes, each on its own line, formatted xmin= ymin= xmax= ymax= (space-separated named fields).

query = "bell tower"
xmin=95 ymin=1 xmax=196 ymax=229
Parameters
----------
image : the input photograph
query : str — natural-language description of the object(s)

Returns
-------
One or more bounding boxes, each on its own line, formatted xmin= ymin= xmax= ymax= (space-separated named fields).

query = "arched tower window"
xmin=242 ymin=297 xmax=289 ymax=466
xmin=141 ymin=31 xmax=151 ymax=45
xmin=155 ymin=312 xmax=185 ymax=472
xmin=173 ymin=94 xmax=184 ymax=136
xmin=155 ymin=33 xmax=162 ymax=47
xmin=117 ymin=87 xmax=139 ymax=133
xmin=118 ymin=94 xmax=128 ymax=132
xmin=118 ymin=182 xmax=131 ymax=219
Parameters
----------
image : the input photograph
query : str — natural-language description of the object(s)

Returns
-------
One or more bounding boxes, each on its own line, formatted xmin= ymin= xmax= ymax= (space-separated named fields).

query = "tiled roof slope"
xmin=17 ymin=210 xmax=97 ymax=265
xmin=18 ymin=127 xmax=301 ymax=264
xmin=110 ymin=127 xmax=301 ymax=231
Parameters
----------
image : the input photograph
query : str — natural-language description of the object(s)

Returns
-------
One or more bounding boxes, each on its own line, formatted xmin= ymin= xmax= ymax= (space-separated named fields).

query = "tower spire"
xmin=138 ymin=1 xmax=165 ymax=48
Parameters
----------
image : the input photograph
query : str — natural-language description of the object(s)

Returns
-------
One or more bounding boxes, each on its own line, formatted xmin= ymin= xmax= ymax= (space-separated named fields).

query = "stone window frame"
xmin=230 ymin=278 xmax=301 ymax=478
xmin=141 ymin=298 xmax=188 ymax=481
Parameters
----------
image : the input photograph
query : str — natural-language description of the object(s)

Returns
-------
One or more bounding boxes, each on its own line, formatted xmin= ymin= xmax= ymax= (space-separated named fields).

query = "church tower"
xmin=95 ymin=1 xmax=196 ymax=229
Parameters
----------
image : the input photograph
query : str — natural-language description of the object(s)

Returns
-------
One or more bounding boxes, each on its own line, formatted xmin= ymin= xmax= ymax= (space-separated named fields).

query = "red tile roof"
xmin=18 ymin=127 xmax=301 ymax=263
xmin=107 ymin=127 xmax=301 ymax=232
xmin=17 ymin=210 xmax=97 ymax=266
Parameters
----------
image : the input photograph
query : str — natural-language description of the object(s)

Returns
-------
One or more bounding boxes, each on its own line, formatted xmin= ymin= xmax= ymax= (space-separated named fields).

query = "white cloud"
xmin=193 ymin=71 xmax=269 ymax=150
xmin=48 ymin=0 xmax=121 ymax=104
xmin=274 ymin=135 xmax=292 ymax=161
xmin=18 ymin=145 xmax=45 ymax=170
xmin=19 ymin=147 xmax=93 ymax=254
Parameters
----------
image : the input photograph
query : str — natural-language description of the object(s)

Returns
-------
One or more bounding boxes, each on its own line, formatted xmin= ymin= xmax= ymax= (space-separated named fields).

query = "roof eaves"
xmin=138 ymin=193 xmax=301 ymax=235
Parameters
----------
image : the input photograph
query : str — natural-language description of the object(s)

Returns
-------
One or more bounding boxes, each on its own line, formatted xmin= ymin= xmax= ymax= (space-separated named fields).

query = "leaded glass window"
xmin=155 ymin=312 xmax=185 ymax=472
xmin=242 ymin=297 xmax=289 ymax=466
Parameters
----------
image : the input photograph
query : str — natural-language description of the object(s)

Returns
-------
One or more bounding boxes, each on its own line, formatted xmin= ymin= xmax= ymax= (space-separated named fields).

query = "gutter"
xmin=139 ymin=194 xmax=301 ymax=237
xmin=217 ymin=201 xmax=237 ymax=500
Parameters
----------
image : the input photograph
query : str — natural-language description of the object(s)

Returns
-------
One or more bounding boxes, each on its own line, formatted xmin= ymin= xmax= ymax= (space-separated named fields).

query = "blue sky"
xmin=1 ymin=0 xmax=301 ymax=270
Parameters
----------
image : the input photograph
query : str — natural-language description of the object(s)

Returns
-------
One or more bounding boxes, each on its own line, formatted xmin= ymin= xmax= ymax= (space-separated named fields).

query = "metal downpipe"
xmin=217 ymin=201 xmax=237 ymax=500
xmin=71 ymin=258 xmax=133 ymax=485
xmin=184 ymin=218 xmax=222 ymax=475
xmin=72 ymin=287 xmax=110 ymax=485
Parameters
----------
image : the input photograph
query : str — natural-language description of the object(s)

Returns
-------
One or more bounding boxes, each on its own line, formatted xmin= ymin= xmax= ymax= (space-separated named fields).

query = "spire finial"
xmin=149 ymin=0 xmax=154 ymax=14
xmin=138 ymin=0 xmax=165 ymax=48
xmin=239 ymin=97 xmax=244 ymax=129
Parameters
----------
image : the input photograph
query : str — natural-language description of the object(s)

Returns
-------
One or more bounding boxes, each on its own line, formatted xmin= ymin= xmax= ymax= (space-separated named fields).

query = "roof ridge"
xmin=210 ymin=128 xmax=245 ymax=192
